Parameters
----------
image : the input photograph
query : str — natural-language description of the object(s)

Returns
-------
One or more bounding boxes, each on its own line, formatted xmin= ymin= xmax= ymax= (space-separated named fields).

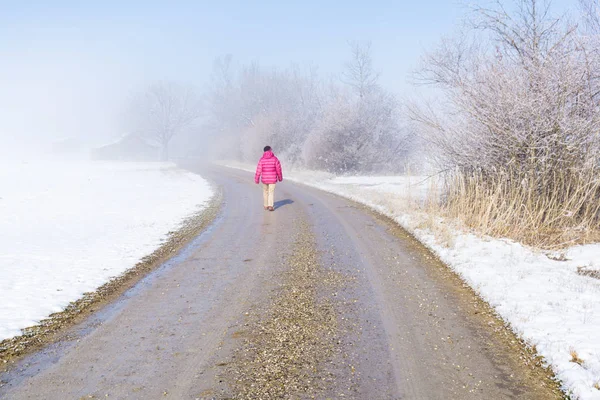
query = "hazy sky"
xmin=0 ymin=0 xmax=577 ymax=148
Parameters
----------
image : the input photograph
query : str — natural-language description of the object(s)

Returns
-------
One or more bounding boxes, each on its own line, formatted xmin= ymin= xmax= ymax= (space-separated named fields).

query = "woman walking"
xmin=254 ymin=146 xmax=283 ymax=211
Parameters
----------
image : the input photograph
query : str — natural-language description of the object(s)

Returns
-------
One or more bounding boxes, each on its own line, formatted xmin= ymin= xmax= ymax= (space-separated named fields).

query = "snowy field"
xmin=0 ymin=160 xmax=213 ymax=341
xmin=226 ymin=161 xmax=600 ymax=400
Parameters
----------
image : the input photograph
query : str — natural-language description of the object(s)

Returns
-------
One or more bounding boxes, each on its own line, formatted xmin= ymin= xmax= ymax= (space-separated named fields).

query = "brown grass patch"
xmin=569 ymin=348 xmax=584 ymax=365
xmin=430 ymin=169 xmax=600 ymax=250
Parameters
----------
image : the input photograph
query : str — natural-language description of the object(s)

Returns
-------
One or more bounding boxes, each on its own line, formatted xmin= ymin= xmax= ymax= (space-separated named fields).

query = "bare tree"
xmin=128 ymin=81 xmax=203 ymax=161
xmin=410 ymin=0 xmax=599 ymax=173
xmin=408 ymin=0 xmax=600 ymax=246
xmin=301 ymin=41 xmax=410 ymax=173
xmin=342 ymin=41 xmax=380 ymax=98
xmin=303 ymin=40 xmax=411 ymax=174
xmin=580 ymin=0 xmax=600 ymax=34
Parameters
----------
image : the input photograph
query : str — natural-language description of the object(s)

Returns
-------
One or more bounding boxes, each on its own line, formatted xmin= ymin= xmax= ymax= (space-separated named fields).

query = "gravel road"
xmin=0 ymin=166 xmax=562 ymax=399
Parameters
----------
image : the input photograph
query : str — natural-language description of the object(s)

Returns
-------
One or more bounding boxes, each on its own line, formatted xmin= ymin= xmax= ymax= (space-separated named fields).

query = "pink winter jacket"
xmin=255 ymin=151 xmax=283 ymax=184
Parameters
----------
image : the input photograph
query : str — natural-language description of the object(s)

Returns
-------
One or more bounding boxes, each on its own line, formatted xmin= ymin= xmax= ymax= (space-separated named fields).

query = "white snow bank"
xmin=225 ymin=161 xmax=600 ymax=400
xmin=0 ymin=160 xmax=213 ymax=341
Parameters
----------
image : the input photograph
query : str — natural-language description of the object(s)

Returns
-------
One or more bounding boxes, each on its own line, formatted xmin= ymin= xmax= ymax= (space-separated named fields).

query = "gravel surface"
xmin=225 ymin=221 xmax=345 ymax=399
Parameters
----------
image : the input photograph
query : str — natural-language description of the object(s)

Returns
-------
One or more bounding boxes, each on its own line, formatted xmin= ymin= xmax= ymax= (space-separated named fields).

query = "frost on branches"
xmin=409 ymin=0 xmax=600 ymax=247
xmin=204 ymin=43 xmax=414 ymax=174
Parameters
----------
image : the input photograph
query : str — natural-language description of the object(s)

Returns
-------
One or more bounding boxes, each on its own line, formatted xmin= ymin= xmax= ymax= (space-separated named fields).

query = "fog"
xmin=4 ymin=4 xmax=600 ymax=398
xmin=0 ymin=0 xmax=577 ymax=170
xmin=1 ymin=55 xmax=122 ymax=153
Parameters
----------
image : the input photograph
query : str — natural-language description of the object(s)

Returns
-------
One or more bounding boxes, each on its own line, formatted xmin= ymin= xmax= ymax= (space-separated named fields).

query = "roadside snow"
xmin=0 ymin=160 xmax=213 ymax=341
xmin=226 ymin=161 xmax=600 ymax=400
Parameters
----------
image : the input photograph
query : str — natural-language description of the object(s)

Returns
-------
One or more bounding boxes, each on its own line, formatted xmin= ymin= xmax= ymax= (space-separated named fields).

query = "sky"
xmin=0 ymin=0 xmax=578 ymax=150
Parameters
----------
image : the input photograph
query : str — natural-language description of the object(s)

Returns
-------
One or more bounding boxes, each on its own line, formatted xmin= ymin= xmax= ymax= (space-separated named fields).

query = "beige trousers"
xmin=263 ymin=184 xmax=275 ymax=207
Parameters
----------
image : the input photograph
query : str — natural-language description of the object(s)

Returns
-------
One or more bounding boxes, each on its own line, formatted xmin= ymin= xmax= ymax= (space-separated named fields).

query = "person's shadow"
xmin=274 ymin=199 xmax=294 ymax=210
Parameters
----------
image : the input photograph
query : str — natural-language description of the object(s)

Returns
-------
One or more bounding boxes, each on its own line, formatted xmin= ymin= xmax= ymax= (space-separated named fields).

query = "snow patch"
xmin=0 ymin=160 xmax=213 ymax=341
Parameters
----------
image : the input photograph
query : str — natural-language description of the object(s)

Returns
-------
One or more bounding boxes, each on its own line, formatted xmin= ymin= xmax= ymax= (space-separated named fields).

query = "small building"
xmin=91 ymin=134 xmax=160 ymax=162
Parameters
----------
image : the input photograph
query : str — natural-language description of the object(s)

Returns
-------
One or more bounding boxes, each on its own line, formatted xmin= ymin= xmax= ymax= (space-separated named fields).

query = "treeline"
xmin=203 ymin=43 xmax=413 ymax=174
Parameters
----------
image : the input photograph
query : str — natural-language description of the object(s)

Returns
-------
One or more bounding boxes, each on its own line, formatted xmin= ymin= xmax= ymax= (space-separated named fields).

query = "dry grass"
xmin=416 ymin=212 xmax=456 ymax=248
xmin=569 ymin=348 xmax=584 ymax=366
xmin=594 ymin=381 xmax=600 ymax=391
xmin=435 ymin=168 xmax=600 ymax=249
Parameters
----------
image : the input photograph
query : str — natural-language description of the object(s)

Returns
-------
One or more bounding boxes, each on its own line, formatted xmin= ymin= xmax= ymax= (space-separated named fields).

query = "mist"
xmin=0 ymin=45 xmax=131 ymax=159
xmin=5 ymin=3 xmax=600 ymax=399
xmin=0 ymin=0 xmax=580 ymax=168
xmin=0 ymin=1 xmax=466 ymax=166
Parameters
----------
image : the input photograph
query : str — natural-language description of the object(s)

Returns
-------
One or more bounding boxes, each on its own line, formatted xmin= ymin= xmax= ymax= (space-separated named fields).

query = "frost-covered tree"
xmin=342 ymin=41 xmax=380 ymax=99
xmin=580 ymin=0 xmax=600 ymax=34
xmin=410 ymin=0 xmax=600 ymax=175
xmin=205 ymin=58 xmax=323 ymax=164
xmin=127 ymin=81 xmax=203 ymax=161
xmin=409 ymin=0 xmax=600 ymax=246
xmin=303 ymin=86 xmax=406 ymax=173
xmin=303 ymin=42 xmax=411 ymax=173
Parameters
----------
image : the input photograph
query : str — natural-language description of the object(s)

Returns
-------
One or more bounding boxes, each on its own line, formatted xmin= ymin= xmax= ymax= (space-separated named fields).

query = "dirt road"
xmin=0 ymin=166 xmax=562 ymax=399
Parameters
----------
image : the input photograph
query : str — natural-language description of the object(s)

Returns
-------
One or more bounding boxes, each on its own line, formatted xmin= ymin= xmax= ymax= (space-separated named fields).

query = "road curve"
xmin=0 ymin=165 xmax=561 ymax=399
